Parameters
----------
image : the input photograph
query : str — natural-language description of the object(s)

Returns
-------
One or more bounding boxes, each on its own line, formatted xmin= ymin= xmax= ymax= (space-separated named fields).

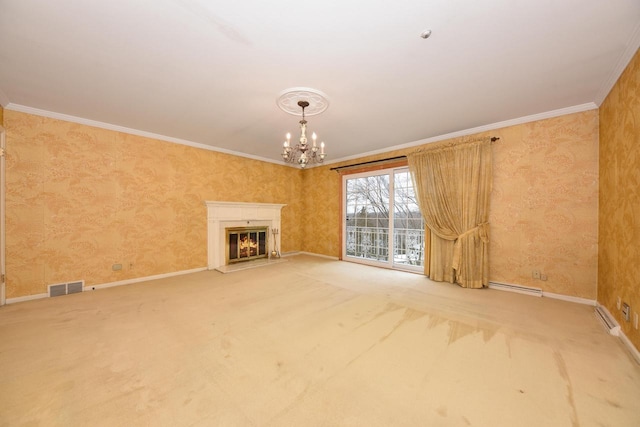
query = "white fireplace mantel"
xmin=205 ymin=201 xmax=286 ymax=270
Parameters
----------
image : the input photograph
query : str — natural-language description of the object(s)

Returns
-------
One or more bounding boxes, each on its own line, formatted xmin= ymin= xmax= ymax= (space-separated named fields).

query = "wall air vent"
xmin=49 ymin=284 xmax=67 ymax=297
xmin=48 ymin=281 xmax=85 ymax=297
xmin=67 ymin=281 xmax=83 ymax=294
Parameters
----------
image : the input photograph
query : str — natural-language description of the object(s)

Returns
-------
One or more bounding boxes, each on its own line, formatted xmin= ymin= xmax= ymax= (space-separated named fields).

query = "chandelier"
xmin=281 ymin=100 xmax=326 ymax=168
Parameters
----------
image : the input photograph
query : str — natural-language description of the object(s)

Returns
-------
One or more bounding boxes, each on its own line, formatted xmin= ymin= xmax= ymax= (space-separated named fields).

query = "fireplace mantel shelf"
xmin=204 ymin=201 xmax=286 ymax=270
xmin=205 ymin=201 xmax=286 ymax=213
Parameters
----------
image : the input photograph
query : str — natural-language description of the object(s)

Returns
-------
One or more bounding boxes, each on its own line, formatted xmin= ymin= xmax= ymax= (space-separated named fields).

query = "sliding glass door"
xmin=343 ymin=167 xmax=424 ymax=272
xmin=392 ymin=169 xmax=425 ymax=269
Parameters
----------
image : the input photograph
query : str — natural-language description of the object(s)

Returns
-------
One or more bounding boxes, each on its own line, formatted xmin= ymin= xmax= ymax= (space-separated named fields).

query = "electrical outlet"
xmin=540 ymin=274 xmax=548 ymax=281
xmin=617 ymin=297 xmax=621 ymax=310
xmin=622 ymin=303 xmax=630 ymax=322
xmin=112 ymin=263 xmax=122 ymax=271
xmin=634 ymin=312 xmax=639 ymax=330
xmin=532 ymin=270 xmax=540 ymax=279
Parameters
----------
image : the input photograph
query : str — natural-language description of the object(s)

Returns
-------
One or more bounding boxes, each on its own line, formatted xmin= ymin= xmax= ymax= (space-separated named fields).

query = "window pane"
xmin=345 ymin=175 xmax=389 ymax=262
xmin=393 ymin=170 xmax=424 ymax=267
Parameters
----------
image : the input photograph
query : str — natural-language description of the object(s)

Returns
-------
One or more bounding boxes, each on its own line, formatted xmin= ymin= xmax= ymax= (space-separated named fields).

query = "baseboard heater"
xmin=488 ymin=281 xmax=543 ymax=297
xmin=48 ymin=280 xmax=84 ymax=297
xmin=595 ymin=304 xmax=621 ymax=336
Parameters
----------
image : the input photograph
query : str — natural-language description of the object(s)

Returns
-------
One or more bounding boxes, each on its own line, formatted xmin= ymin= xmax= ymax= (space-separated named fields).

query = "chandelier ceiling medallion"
xmin=277 ymin=87 xmax=329 ymax=168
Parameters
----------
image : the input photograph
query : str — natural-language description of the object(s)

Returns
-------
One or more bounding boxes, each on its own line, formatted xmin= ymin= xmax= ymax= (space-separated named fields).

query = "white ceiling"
xmin=1 ymin=1 xmax=639 ymax=165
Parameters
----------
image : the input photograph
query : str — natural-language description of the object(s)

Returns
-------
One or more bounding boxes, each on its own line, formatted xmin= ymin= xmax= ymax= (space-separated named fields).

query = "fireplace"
xmin=205 ymin=201 xmax=286 ymax=270
xmin=226 ymin=227 xmax=268 ymax=264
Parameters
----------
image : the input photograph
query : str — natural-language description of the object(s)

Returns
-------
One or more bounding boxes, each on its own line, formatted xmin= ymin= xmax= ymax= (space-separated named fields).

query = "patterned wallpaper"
xmin=300 ymin=166 xmax=342 ymax=257
xmin=303 ymin=110 xmax=599 ymax=300
xmin=4 ymin=106 xmax=601 ymax=301
xmin=4 ymin=111 xmax=303 ymax=298
xmin=491 ymin=112 xmax=599 ymax=298
xmin=599 ymin=47 xmax=640 ymax=350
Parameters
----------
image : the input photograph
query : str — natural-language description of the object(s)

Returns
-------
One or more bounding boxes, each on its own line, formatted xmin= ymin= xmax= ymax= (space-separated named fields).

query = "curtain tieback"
xmin=452 ymin=223 xmax=490 ymax=270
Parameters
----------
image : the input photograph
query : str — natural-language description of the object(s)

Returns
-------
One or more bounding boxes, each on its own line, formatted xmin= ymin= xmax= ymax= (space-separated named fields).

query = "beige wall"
xmin=4 ymin=105 xmax=601 ymax=302
xmin=492 ymin=112 xmax=599 ymax=298
xmin=4 ymin=110 xmax=304 ymax=298
xmin=599 ymin=48 xmax=640 ymax=350
xmin=303 ymin=110 xmax=599 ymax=300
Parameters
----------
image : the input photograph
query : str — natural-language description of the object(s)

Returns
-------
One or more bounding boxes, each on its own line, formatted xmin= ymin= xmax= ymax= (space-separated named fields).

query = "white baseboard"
xmin=87 ymin=267 xmax=208 ymax=291
xmin=297 ymin=251 xmax=340 ymax=260
xmin=6 ymin=292 xmax=48 ymax=304
xmin=542 ymin=291 xmax=596 ymax=306
xmin=281 ymin=251 xmax=340 ymax=260
xmin=279 ymin=251 xmax=300 ymax=257
xmin=619 ymin=329 xmax=640 ymax=365
xmin=5 ymin=267 xmax=208 ymax=304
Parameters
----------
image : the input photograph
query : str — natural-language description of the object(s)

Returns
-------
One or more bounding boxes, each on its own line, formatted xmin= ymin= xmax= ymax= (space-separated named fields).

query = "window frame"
xmin=341 ymin=165 xmax=424 ymax=273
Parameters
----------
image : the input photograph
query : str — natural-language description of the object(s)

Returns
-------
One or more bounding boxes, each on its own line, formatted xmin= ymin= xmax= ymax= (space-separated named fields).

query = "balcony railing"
xmin=346 ymin=226 xmax=424 ymax=266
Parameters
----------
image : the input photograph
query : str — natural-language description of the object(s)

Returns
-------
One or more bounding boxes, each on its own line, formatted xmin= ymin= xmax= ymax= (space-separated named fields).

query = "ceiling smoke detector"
xmin=420 ymin=30 xmax=432 ymax=39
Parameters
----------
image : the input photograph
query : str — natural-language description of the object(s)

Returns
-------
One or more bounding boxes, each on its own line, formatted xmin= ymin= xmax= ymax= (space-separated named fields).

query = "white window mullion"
xmin=388 ymin=172 xmax=395 ymax=268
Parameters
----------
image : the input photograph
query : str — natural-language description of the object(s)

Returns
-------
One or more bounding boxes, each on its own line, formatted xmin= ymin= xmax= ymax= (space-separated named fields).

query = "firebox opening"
xmin=226 ymin=227 xmax=269 ymax=264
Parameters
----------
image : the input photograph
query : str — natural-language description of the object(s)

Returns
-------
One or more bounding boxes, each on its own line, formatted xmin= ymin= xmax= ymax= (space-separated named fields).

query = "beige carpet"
xmin=1 ymin=255 xmax=639 ymax=426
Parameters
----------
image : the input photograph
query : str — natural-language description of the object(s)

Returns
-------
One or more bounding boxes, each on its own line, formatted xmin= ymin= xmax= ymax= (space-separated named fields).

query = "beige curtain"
xmin=407 ymin=139 xmax=492 ymax=288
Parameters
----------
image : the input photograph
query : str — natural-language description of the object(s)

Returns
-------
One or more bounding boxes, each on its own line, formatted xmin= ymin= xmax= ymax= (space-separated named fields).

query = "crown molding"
xmin=594 ymin=21 xmax=640 ymax=106
xmin=322 ymin=102 xmax=599 ymax=167
xmin=5 ymin=103 xmax=288 ymax=167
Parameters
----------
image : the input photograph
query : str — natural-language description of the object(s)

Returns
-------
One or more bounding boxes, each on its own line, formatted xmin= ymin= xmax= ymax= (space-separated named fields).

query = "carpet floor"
xmin=1 ymin=255 xmax=639 ymax=426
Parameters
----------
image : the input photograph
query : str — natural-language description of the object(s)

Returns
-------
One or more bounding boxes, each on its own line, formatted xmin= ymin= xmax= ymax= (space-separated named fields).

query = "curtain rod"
xmin=329 ymin=155 xmax=407 ymax=171
xmin=329 ymin=137 xmax=500 ymax=171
